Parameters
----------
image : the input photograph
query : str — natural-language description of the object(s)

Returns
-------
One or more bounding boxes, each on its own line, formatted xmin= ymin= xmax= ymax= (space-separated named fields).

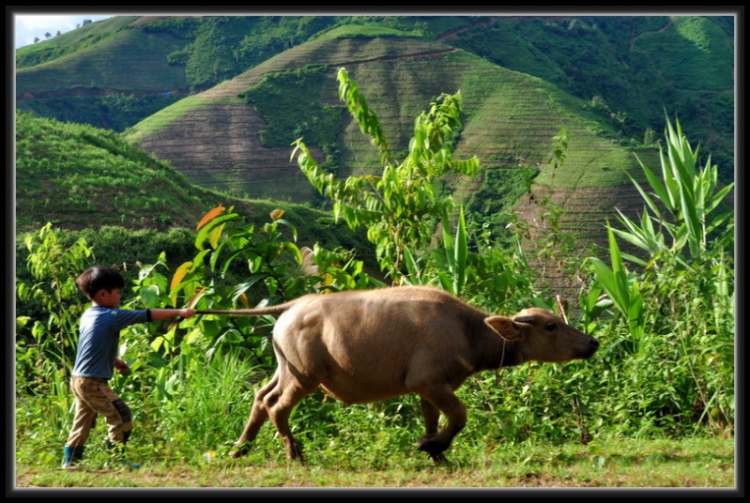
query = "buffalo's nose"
xmin=588 ymin=338 xmax=599 ymax=354
xmin=579 ymin=337 xmax=599 ymax=359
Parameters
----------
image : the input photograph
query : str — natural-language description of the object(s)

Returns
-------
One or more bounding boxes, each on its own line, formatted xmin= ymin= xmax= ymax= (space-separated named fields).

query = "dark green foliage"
xmin=184 ymin=19 xmax=243 ymax=90
xmin=167 ymin=16 xmax=340 ymax=91
xmin=234 ymin=16 xmax=338 ymax=65
xmin=445 ymin=16 xmax=734 ymax=182
xmin=239 ymin=65 xmax=345 ymax=151
xmin=18 ymin=93 xmax=183 ymax=133
xmin=466 ymin=166 xmax=537 ymax=247
xmin=141 ymin=17 xmax=202 ymax=39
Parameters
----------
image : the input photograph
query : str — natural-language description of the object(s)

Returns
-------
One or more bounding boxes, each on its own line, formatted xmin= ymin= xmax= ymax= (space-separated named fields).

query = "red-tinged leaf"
xmin=196 ymin=205 xmax=226 ymax=230
xmin=270 ymin=209 xmax=285 ymax=221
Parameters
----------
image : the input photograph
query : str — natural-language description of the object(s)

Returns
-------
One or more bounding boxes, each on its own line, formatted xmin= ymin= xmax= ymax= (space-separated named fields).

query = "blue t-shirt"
xmin=72 ymin=306 xmax=151 ymax=379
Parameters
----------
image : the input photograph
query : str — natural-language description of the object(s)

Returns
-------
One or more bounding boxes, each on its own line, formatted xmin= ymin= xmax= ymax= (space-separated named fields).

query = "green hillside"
xmin=15 ymin=16 xmax=341 ymax=132
xmin=15 ymin=111 xmax=372 ymax=260
xmin=16 ymin=110 xmax=208 ymax=230
xmin=16 ymin=21 xmax=189 ymax=94
xmin=119 ymin=32 xmax=667 ymax=265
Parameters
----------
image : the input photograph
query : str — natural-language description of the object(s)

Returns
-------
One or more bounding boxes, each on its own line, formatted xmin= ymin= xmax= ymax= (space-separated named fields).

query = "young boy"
xmin=62 ymin=266 xmax=196 ymax=470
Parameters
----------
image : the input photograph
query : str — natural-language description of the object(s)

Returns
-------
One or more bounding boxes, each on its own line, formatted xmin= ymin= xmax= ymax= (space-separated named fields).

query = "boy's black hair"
xmin=76 ymin=266 xmax=125 ymax=300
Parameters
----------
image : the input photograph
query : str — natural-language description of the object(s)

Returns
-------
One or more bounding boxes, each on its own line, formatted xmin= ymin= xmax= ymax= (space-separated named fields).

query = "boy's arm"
xmin=148 ymin=308 xmax=196 ymax=322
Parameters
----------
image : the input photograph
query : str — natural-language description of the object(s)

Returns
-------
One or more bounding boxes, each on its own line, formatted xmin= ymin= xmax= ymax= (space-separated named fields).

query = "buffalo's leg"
xmin=229 ymin=373 xmax=278 ymax=458
xmin=419 ymin=396 xmax=447 ymax=463
xmin=420 ymin=396 xmax=440 ymax=436
xmin=265 ymin=365 xmax=317 ymax=461
xmin=413 ymin=384 xmax=466 ymax=463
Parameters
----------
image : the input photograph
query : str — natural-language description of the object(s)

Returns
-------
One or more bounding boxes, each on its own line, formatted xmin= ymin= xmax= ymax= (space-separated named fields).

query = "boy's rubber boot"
xmin=104 ymin=440 xmax=140 ymax=469
xmin=61 ymin=445 xmax=85 ymax=470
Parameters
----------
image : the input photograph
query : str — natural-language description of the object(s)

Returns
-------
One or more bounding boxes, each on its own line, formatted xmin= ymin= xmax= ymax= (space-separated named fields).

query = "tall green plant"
xmin=164 ymin=206 xmax=381 ymax=360
xmin=435 ymin=207 xmax=469 ymax=296
xmin=292 ymin=67 xmax=479 ymax=280
xmin=588 ymin=225 xmax=645 ymax=355
xmin=17 ymin=223 xmax=93 ymax=374
xmin=587 ymin=118 xmax=735 ymax=435
xmin=401 ymin=206 xmax=469 ymax=296
xmin=621 ymin=116 xmax=734 ymax=267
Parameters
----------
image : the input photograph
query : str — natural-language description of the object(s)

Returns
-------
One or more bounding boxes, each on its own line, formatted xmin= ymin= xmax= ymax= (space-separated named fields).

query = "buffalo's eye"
xmin=545 ymin=322 xmax=556 ymax=332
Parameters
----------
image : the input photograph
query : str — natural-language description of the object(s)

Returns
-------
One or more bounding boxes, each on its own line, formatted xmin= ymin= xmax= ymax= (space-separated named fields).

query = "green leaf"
xmin=453 ymin=207 xmax=468 ymax=295
xmin=195 ymin=213 xmax=238 ymax=250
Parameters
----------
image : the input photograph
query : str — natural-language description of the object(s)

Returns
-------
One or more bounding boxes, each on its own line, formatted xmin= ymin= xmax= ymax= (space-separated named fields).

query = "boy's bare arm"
xmin=149 ymin=308 xmax=196 ymax=322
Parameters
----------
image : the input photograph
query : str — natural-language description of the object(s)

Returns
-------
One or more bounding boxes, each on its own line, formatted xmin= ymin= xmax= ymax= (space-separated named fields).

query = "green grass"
xmin=317 ymin=23 xmax=421 ymax=40
xmin=15 ymin=437 xmax=734 ymax=488
xmin=123 ymin=93 xmax=228 ymax=143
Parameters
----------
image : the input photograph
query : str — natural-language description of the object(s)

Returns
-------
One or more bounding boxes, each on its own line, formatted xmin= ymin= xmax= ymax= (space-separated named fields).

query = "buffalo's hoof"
xmin=229 ymin=442 xmax=249 ymax=458
xmin=417 ymin=436 xmax=449 ymax=463
xmin=430 ymin=452 xmax=447 ymax=464
xmin=285 ymin=439 xmax=305 ymax=462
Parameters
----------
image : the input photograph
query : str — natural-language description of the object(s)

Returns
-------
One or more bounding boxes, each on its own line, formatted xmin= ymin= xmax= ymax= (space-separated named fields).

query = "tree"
xmin=291 ymin=68 xmax=479 ymax=280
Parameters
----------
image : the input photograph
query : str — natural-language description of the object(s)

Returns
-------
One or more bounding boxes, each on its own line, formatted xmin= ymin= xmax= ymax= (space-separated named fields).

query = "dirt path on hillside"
xmin=436 ymin=17 xmax=498 ymax=42
xmin=629 ymin=17 xmax=673 ymax=54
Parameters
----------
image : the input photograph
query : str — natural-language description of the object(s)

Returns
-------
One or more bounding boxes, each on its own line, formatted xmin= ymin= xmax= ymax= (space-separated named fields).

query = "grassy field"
xmin=14 ymin=437 xmax=735 ymax=489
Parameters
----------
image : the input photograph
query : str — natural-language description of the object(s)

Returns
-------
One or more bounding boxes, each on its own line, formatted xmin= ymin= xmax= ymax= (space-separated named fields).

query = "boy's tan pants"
xmin=66 ymin=376 xmax=133 ymax=447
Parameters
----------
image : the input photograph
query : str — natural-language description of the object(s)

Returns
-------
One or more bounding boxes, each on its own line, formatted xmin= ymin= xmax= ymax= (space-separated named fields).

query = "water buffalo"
xmin=198 ymin=286 xmax=598 ymax=463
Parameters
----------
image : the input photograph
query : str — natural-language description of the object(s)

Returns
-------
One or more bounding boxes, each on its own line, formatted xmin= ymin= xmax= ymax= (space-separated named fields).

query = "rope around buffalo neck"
xmin=496 ymin=338 xmax=507 ymax=386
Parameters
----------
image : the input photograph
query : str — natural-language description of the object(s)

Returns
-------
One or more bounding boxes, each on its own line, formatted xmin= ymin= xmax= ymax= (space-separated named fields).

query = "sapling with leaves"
xmin=292 ymin=67 xmax=479 ymax=281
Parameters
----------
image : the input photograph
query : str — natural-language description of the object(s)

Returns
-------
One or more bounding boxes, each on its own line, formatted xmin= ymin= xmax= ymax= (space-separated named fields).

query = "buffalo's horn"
xmin=513 ymin=315 xmax=537 ymax=324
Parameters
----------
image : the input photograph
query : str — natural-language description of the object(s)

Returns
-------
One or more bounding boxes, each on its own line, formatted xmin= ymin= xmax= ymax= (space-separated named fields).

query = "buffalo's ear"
xmin=484 ymin=316 xmax=522 ymax=341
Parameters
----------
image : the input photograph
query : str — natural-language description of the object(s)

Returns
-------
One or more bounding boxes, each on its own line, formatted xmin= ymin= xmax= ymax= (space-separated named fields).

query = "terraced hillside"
xmin=125 ymin=36 xmax=454 ymax=198
xmin=124 ymin=30 xmax=660 ymax=278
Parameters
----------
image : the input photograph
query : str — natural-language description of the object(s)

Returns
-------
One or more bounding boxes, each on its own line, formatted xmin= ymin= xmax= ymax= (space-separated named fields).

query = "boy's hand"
xmin=181 ymin=308 xmax=196 ymax=319
xmin=114 ymin=358 xmax=130 ymax=374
